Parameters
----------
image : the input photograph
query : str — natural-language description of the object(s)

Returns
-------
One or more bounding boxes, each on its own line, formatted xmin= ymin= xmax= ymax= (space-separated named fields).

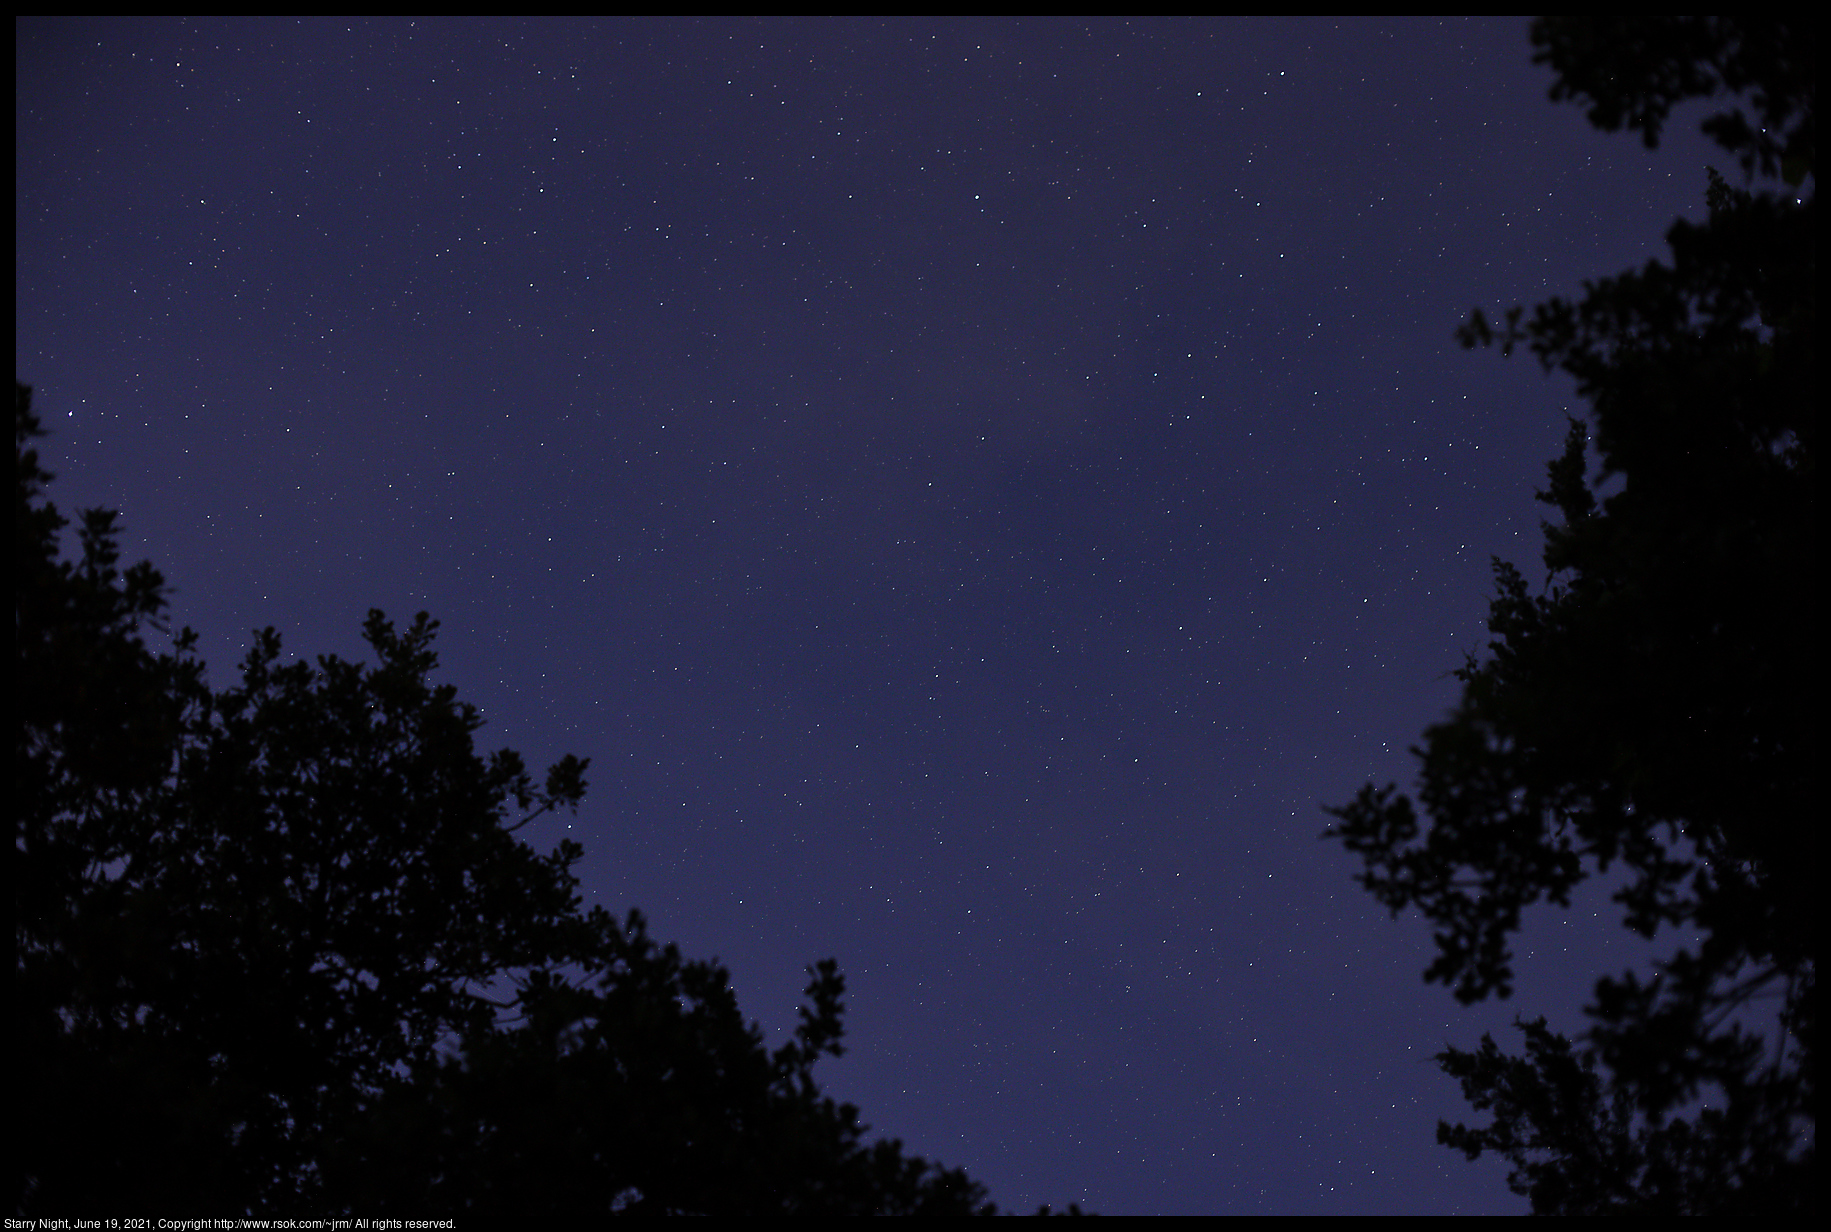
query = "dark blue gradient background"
xmin=16 ymin=17 xmax=1723 ymax=1213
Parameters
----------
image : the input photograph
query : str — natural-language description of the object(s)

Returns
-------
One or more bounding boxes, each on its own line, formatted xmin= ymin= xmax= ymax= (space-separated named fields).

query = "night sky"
xmin=17 ymin=17 xmax=1726 ymax=1215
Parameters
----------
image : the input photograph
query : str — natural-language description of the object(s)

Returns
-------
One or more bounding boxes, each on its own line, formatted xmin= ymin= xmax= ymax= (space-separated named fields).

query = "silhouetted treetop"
xmin=14 ymin=382 xmax=1009 ymax=1216
xmin=1326 ymin=16 xmax=1814 ymax=1215
xmin=1532 ymin=16 xmax=1814 ymax=182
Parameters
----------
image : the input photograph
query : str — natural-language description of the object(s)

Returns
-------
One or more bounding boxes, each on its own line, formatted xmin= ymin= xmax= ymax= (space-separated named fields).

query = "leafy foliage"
xmin=1326 ymin=17 xmax=1815 ymax=1214
xmin=13 ymin=383 xmax=1000 ymax=1215
xmin=1529 ymin=16 xmax=1815 ymax=184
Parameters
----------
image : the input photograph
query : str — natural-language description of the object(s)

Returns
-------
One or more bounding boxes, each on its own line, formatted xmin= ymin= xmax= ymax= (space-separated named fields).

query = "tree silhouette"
xmin=1326 ymin=18 xmax=1814 ymax=1214
xmin=14 ymin=382 xmax=1004 ymax=1215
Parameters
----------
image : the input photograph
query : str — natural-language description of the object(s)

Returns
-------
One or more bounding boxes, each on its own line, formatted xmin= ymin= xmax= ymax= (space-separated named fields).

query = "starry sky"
xmin=17 ymin=17 xmax=1727 ymax=1215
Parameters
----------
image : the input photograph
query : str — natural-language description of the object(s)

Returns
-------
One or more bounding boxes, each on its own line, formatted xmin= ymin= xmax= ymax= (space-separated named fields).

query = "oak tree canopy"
xmin=1327 ymin=17 xmax=1815 ymax=1215
xmin=14 ymin=382 xmax=1006 ymax=1216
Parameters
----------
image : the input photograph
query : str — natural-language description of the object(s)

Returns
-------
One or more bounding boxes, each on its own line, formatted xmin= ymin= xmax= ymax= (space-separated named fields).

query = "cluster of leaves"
xmin=14 ymin=383 xmax=1001 ymax=1216
xmin=1326 ymin=17 xmax=1814 ymax=1215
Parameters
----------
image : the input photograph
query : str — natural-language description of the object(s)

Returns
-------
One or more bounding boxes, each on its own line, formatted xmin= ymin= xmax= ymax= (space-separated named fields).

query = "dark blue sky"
xmin=16 ymin=16 xmax=1724 ymax=1214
